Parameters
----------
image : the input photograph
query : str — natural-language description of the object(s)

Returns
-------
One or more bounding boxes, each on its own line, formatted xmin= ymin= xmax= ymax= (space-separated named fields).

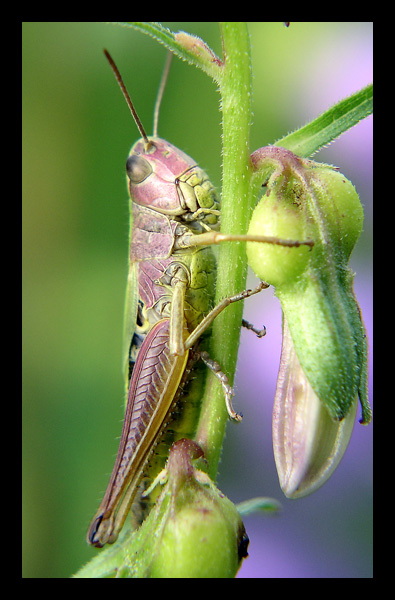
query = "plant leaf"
xmin=275 ymin=84 xmax=373 ymax=158
xmin=236 ymin=497 xmax=282 ymax=516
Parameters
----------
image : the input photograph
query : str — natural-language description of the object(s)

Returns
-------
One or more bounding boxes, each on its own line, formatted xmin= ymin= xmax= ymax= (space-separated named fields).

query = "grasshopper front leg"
xmin=175 ymin=231 xmax=314 ymax=251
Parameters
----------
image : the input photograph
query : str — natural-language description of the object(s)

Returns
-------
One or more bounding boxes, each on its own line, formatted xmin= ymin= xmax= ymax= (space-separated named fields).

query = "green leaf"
xmin=236 ymin=497 xmax=282 ymax=516
xmin=275 ymin=84 xmax=373 ymax=158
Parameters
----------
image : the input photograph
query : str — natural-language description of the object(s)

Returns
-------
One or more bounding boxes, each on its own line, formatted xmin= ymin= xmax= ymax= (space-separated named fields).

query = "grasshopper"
xmin=87 ymin=50 xmax=311 ymax=548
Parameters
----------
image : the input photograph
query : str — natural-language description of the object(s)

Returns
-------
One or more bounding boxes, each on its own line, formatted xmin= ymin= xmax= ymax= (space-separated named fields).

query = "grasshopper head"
xmin=127 ymin=137 xmax=220 ymax=226
xmin=103 ymin=49 xmax=220 ymax=226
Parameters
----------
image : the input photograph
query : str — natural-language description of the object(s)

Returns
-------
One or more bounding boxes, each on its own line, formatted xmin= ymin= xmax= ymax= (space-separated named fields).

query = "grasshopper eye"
xmin=126 ymin=155 xmax=153 ymax=183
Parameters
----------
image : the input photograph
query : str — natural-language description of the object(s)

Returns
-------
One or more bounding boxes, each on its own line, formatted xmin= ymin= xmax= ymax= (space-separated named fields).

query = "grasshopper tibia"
xmin=198 ymin=350 xmax=242 ymax=422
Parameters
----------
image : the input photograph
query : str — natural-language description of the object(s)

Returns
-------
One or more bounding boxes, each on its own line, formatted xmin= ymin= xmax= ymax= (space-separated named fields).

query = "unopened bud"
xmin=146 ymin=439 xmax=248 ymax=578
xmin=273 ymin=318 xmax=358 ymax=498
xmin=247 ymin=147 xmax=371 ymax=496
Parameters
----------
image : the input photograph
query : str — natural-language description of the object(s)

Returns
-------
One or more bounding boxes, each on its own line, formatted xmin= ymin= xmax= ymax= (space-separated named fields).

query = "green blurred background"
xmin=23 ymin=22 xmax=372 ymax=578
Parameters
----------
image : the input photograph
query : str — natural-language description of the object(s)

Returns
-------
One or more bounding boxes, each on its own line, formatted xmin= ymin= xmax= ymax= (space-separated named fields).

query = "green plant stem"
xmin=195 ymin=22 xmax=253 ymax=479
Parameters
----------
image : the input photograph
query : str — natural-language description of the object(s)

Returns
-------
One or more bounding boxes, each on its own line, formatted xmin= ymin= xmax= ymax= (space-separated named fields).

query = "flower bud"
xmin=142 ymin=439 xmax=248 ymax=578
xmin=247 ymin=146 xmax=371 ymax=496
xmin=273 ymin=318 xmax=358 ymax=498
xmin=247 ymin=147 xmax=370 ymax=425
xmin=247 ymin=189 xmax=311 ymax=287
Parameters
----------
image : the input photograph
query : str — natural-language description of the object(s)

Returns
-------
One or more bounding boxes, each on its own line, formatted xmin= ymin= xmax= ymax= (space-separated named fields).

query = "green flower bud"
xmin=139 ymin=439 xmax=248 ymax=578
xmin=247 ymin=189 xmax=311 ymax=287
xmin=150 ymin=492 xmax=247 ymax=578
xmin=248 ymin=147 xmax=370 ymax=422
xmin=308 ymin=165 xmax=363 ymax=260
xmin=76 ymin=444 xmax=248 ymax=579
xmin=247 ymin=146 xmax=371 ymax=497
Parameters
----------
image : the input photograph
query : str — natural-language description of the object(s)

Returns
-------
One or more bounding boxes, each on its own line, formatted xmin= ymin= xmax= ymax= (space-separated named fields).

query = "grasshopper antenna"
xmin=103 ymin=49 xmax=151 ymax=151
xmin=153 ymin=51 xmax=173 ymax=138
